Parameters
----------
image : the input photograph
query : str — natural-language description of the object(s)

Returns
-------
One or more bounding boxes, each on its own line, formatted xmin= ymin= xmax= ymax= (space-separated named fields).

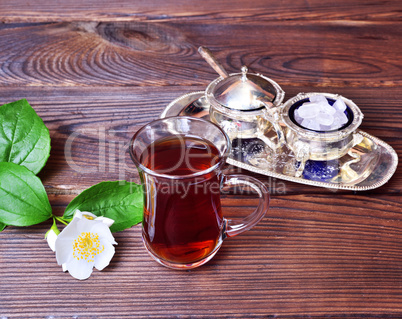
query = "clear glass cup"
xmin=130 ymin=116 xmax=269 ymax=270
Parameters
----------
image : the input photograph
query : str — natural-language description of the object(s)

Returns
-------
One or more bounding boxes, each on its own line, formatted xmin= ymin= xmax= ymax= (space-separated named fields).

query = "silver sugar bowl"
xmin=280 ymin=92 xmax=364 ymax=176
xmin=206 ymin=66 xmax=285 ymax=150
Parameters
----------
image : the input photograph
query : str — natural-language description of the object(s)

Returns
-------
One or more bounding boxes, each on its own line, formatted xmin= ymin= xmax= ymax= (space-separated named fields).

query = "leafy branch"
xmin=0 ymin=99 xmax=142 ymax=233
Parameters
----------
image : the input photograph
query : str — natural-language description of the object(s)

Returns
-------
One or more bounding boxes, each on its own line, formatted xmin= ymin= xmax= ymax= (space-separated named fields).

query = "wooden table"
xmin=1 ymin=1 xmax=401 ymax=318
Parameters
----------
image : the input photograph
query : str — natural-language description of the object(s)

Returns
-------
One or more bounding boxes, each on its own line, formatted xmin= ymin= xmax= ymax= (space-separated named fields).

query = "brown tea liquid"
xmin=140 ymin=135 xmax=224 ymax=264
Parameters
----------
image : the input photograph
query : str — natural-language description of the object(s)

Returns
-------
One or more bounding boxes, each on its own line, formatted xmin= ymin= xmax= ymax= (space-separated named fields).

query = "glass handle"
xmin=221 ymin=174 xmax=270 ymax=238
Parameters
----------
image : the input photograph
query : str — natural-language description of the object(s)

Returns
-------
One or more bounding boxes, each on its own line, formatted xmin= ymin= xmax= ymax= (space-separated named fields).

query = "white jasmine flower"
xmin=54 ymin=210 xmax=117 ymax=280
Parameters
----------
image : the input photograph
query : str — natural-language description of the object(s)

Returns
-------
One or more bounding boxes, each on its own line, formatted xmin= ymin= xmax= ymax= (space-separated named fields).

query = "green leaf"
xmin=63 ymin=181 xmax=143 ymax=232
xmin=0 ymin=99 xmax=51 ymax=174
xmin=0 ymin=222 xmax=6 ymax=232
xmin=0 ymin=162 xmax=52 ymax=226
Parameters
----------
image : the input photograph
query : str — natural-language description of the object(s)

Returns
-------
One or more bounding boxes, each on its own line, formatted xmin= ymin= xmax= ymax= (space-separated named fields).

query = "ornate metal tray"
xmin=160 ymin=91 xmax=398 ymax=191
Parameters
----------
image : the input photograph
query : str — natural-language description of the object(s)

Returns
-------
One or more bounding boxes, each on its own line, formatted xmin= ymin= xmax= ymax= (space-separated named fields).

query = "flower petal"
xmin=82 ymin=212 xmax=98 ymax=220
xmin=64 ymin=258 xmax=94 ymax=280
xmin=75 ymin=209 xmax=114 ymax=227
xmin=55 ymin=237 xmax=74 ymax=265
xmin=73 ymin=209 xmax=84 ymax=219
xmin=95 ymin=216 xmax=115 ymax=228
xmin=46 ymin=229 xmax=58 ymax=252
xmin=55 ymin=217 xmax=81 ymax=240
xmin=89 ymin=221 xmax=117 ymax=245
xmin=75 ymin=216 xmax=99 ymax=234
xmin=74 ymin=209 xmax=98 ymax=220
xmin=94 ymin=240 xmax=116 ymax=271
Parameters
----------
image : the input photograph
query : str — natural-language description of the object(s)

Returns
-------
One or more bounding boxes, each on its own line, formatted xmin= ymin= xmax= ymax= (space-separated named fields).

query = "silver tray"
xmin=160 ymin=91 xmax=398 ymax=191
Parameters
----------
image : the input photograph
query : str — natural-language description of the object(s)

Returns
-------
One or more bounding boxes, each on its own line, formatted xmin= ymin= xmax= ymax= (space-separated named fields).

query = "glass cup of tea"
xmin=130 ymin=116 xmax=269 ymax=270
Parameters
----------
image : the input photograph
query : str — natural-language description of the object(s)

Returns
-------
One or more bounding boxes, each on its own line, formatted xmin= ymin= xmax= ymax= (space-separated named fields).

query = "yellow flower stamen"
xmin=72 ymin=232 xmax=104 ymax=263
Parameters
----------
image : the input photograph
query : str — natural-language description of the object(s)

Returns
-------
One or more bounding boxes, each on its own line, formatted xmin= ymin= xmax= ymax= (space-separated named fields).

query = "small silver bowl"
xmin=280 ymin=92 xmax=364 ymax=176
xmin=206 ymin=66 xmax=285 ymax=150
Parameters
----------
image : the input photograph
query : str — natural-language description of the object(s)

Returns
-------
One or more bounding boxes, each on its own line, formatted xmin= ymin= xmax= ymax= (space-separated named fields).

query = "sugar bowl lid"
xmin=206 ymin=66 xmax=284 ymax=112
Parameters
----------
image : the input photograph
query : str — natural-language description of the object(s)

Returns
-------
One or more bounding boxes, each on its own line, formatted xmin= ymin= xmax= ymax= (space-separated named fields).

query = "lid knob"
xmin=241 ymin=66 xmax=248 ymax=82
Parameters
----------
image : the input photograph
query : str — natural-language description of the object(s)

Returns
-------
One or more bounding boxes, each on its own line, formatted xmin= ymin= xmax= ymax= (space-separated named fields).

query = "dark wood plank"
xmin=0 ymin=21 xmax=401 ymax=89
xmin=1 ymin=194 xmax=402 ymax=318
xmin=0 ymin=0 xmax=401 ymax=22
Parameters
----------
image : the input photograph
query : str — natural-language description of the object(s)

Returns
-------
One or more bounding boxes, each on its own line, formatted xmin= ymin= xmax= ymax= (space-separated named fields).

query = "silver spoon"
xmin=198 ymin=46 xmax=229 ymax=79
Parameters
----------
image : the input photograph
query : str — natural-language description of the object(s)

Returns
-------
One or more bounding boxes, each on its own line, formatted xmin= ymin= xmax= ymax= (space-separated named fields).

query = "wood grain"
xmin=0 ymin=0 xmax=401 ymax=318
xmin=0 ymin=0 xmax=401 ymax=23
xmin=0 ymin=21 xmax=401 ymax=89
